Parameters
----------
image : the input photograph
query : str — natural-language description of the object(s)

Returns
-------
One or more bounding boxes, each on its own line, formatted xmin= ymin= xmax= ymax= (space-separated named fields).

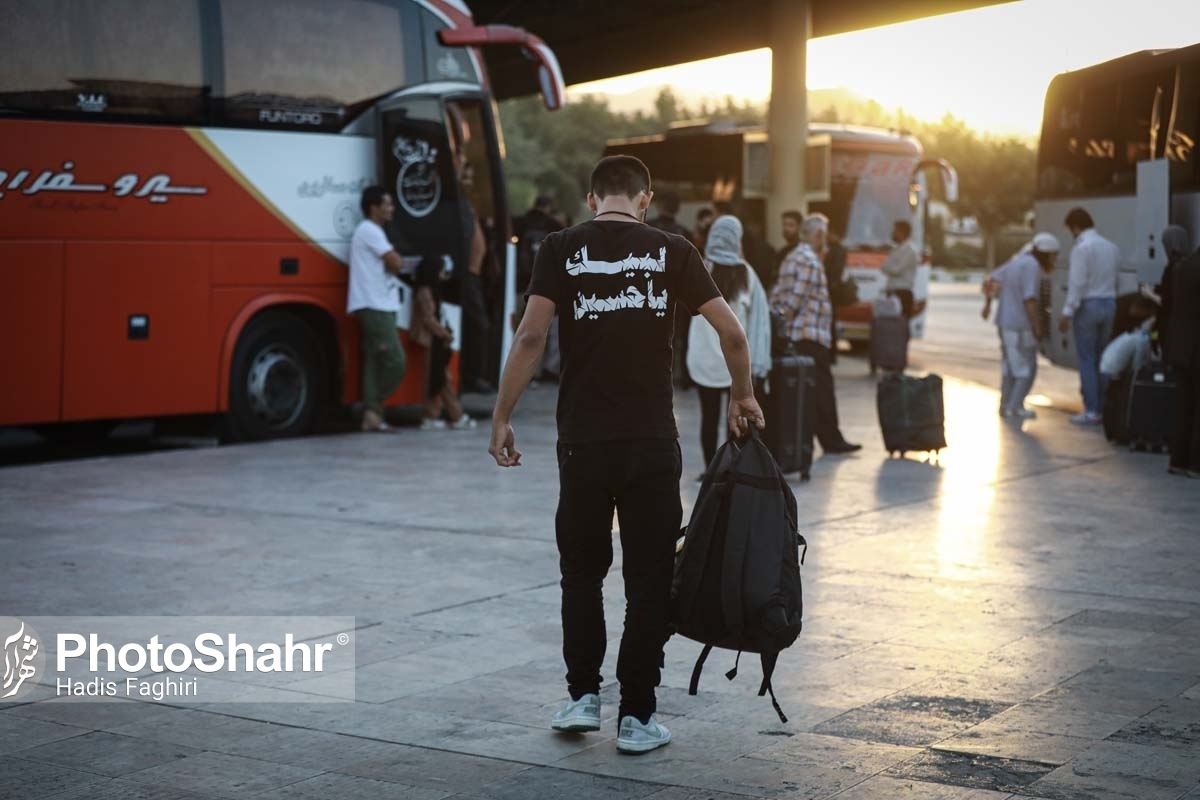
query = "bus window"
xmin=1166 ymin=62 xmax=1200 ymax=189
xmin=445 ymin=101 xmax=497 ymax=225
xmin=217 ymin=0 xmax=408 ymax=131
xmin=419 ymin=10 xmax=481 ymax=85
xmin=0 ymin=0 xmax=205 ymax=121
xmin=1038 ymin=79 xmax=1119 ymax=197
xmin=1113 ymin=68 xmax=1176 ymax=191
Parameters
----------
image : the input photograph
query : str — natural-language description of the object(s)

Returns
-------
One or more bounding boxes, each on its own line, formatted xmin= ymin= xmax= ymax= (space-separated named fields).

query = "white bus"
xmin=1035 ymin=43 xmax=1200 ymax=368
xmin=605 ymin=122 xmax=958 ymax=343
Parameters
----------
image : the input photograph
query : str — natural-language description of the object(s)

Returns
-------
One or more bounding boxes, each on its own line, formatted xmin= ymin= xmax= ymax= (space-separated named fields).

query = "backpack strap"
xmin=688 ymin=644 xmax=713 ymax=695
xmin=758 ymin=651 xmax=788 ymax=724
xmin=725 ymin=650 xmax=742 ymax=681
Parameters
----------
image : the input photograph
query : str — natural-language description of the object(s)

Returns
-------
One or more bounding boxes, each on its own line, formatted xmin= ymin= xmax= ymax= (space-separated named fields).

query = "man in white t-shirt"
xmin=880 ymin=219 xmax=919 ymax=319
xmin=348 ymin=186 xmax=407 ymax=431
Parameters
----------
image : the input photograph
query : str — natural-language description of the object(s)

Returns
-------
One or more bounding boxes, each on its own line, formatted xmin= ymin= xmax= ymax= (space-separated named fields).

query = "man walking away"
xmin=1059 ymin=207 xmax=1121 ymax=425
xmin=488 ymin=155 xmax=764 ymax=754
xmin=981 ymin=233 xmax=1060 ymax=419
xmin=1166 ymin=243 xmax=1200 ymax=478
xmin=881 ymin=219 xmax=918 ymax=319
xmin=769 ymin=213 xmax=861 ymax=455
xmin=347 ymin=186 xmax=407 ymax=432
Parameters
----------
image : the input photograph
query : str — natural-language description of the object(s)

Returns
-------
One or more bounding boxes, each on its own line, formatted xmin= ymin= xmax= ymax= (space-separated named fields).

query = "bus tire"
xmin=226 ymin=311 xmax=325 ymax=442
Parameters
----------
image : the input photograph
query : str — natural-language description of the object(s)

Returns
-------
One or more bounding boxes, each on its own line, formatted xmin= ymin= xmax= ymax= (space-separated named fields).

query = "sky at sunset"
xmin=566 ymin=0 xmax=1200 ymax=137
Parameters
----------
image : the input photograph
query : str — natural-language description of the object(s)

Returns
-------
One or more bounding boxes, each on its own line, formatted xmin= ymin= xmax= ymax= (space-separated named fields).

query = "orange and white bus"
xmin=0 ymin=0 xmax=562 ymax=440
xmin=605 ymin=122 xmax=958 ymax=343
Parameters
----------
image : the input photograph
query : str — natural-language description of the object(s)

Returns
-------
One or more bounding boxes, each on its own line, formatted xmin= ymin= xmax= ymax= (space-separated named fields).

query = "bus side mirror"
xmin=914 ymin=158 xmax=959 ymax=204
xmin=439 ymin=25 xmax=565 ymax=112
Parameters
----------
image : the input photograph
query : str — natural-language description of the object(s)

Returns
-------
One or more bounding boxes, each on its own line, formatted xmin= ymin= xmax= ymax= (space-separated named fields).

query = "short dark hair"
xmin=782 ymin=210 xmax=803 ymax=225
xmin=657 ymin=190 xmax=681 ymax=215
xmin=361 ymin=185 xmax=388 ymax=217
xmin=534 ymin=194 xmax=553 ymax=209
xmin=893 ymin=219 xmax=912 ymax=239
xmin=1064 ymin=207 xmax=1094 ymax=230
xmin=590 ymin=155 xmax=650 ymax=200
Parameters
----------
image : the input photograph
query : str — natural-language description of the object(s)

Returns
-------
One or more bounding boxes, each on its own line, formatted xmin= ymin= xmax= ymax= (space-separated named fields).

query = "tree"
xmin=917 ymin=114 xmax=1035 ymax=266
xmin=498 ymin=94 xmax=1035 ymax=265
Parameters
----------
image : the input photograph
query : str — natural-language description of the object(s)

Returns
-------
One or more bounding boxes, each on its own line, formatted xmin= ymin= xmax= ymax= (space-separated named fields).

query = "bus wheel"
xmin=226 ymin=312 xmax=325 ymax=442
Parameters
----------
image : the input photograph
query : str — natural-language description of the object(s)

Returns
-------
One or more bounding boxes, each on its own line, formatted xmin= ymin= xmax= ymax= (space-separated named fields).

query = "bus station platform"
xmin=2 ymin=364 xmax=1199 ymax=800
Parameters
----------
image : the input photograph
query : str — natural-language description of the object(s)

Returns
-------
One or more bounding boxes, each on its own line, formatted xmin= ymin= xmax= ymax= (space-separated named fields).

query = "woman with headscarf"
xmin=1160 ymin=224 xmax=1200 ymax=478
xmin=685 ymin=214 xmax=771 ymax=472
xmin=1157 ymin=225 xmax=1191 ymax=361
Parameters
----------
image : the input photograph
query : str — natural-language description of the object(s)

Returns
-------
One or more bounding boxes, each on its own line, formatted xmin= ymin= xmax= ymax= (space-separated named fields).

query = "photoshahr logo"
xmin=1 ymin=617 xmax=45 ymax=700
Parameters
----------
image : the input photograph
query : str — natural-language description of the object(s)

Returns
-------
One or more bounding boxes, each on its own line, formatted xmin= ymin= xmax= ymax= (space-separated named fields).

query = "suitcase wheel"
xmin=800 ymin=472 xmax=811 ymax=482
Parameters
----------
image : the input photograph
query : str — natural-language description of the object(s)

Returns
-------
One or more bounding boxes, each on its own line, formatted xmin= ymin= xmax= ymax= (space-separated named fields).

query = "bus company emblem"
xmin=334 ymin=202 xmax=359 ymax=239
xmin=436 ymin=52 xmax=467 ymax=80
xmin=2 ymin=618 xmax=44 ymax=701
xmin=77 ymin=93 xmax=107 ymax=113
xmin=392 ymin=137 xmax=440 ymax=219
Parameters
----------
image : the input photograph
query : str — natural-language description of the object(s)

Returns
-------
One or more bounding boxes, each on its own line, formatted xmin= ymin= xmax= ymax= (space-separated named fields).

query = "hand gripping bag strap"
xmin=757 ymin=650 xmax=788 ymax=724
xmin=688 ymin=644 xmax=713 ymax=695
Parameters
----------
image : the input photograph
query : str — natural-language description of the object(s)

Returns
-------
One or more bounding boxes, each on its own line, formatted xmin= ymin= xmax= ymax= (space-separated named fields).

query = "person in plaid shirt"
xmin=769 ymin=213 xmax=861 ymax=455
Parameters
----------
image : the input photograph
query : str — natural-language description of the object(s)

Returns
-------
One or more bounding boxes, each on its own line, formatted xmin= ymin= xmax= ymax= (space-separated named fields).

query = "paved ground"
xmin=2 ymin=333 xmax=1199 ymax=798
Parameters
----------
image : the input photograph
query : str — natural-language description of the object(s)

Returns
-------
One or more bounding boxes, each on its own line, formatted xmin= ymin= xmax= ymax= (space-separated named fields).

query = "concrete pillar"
xmin=766 ymin=0 xmax=810 ymax=248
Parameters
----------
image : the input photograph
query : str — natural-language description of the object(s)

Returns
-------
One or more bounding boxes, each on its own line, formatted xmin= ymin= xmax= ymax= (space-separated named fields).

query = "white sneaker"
xmin=419 ymin=418 xmax=446 ymax=430
xmin=450 ymin=414 xmax=477 ymax=430
xmin=550 ymin=693 xmax=600 ymax=732
xmin=616 ymin=714 xmax=671 ymax=754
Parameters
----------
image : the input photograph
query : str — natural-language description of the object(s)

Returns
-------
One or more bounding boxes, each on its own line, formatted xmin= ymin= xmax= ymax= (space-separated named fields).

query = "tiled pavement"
xmin=1 ymin=363 xmax=1198 ymax=799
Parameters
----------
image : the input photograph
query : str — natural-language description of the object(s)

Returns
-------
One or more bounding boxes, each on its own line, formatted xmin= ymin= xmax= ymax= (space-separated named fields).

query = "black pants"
xmin=696 ymin=386 xmax=728 ymax=467
xmin=555 ymin=438 xmax=682 ymax=723
xmin=1171 ymin=364 xmax=1200 ymax=471
xmin=460 ymin=272 xmax=490 ymax=386
xmin=888 ymin=289 xmax=915 ymax=320
xmin=792 ymin=340 xmax=847 ymax=451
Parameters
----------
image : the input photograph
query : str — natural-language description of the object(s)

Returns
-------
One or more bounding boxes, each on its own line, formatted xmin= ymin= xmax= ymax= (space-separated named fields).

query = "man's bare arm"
xmin=489 ymin=295 xmax=555 ymax=466
xmin=382 ymin=250 xmax=405 ymax=276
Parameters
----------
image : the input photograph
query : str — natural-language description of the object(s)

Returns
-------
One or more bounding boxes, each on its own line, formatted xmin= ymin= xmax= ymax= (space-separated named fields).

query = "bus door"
xmin=1133 ymin=159 xmax=1170 ymax=288
xmin=377 ymin=91 xmax=508 ymax=382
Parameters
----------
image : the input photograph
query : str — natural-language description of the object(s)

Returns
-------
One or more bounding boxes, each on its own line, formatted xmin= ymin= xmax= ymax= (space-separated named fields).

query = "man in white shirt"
xmin=1058 ymin=207 xmax=1121 ymax=425
xmin=347 ymin=186 xmax=407 ymax=431
xmin=880 ymin=219 xmax=919 ymax=319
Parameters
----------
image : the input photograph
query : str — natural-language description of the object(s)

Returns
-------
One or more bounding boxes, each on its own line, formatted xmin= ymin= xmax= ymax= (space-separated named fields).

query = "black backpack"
xmin=670 ymin=428 xmax=806 ymax=722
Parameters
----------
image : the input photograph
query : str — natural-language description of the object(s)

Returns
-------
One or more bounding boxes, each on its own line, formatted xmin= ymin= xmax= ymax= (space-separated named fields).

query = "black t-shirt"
xmin=527 ymin=220 xmax=720 ymax=443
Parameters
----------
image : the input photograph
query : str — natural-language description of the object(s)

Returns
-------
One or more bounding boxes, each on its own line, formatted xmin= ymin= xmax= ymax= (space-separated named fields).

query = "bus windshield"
xmin=825 ymin=152 xmax=919 ymax=250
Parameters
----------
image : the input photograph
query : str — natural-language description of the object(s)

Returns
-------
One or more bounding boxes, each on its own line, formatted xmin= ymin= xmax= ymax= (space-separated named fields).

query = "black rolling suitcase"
xmin=869 ymin=299 xmax=909 ymax=374
xmin=764 ymin=351 xmax=815 ymax=481
xmin=1103 ymin=374 xmax=1131 ymax=445
xmin=1126 ymin=362 xmax=1175 ymax=452
xmin=877 ymin=374 xmax=947 ymax=457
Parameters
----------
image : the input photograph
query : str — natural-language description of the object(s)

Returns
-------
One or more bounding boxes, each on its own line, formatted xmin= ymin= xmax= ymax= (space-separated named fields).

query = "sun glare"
xmin=566 ymin=0 xmax=1200 ymax=137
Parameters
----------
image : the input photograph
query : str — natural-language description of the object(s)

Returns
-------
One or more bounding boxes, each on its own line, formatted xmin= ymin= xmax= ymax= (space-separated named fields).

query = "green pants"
xmin=355 ymin=309 xmax=406 ymax=414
